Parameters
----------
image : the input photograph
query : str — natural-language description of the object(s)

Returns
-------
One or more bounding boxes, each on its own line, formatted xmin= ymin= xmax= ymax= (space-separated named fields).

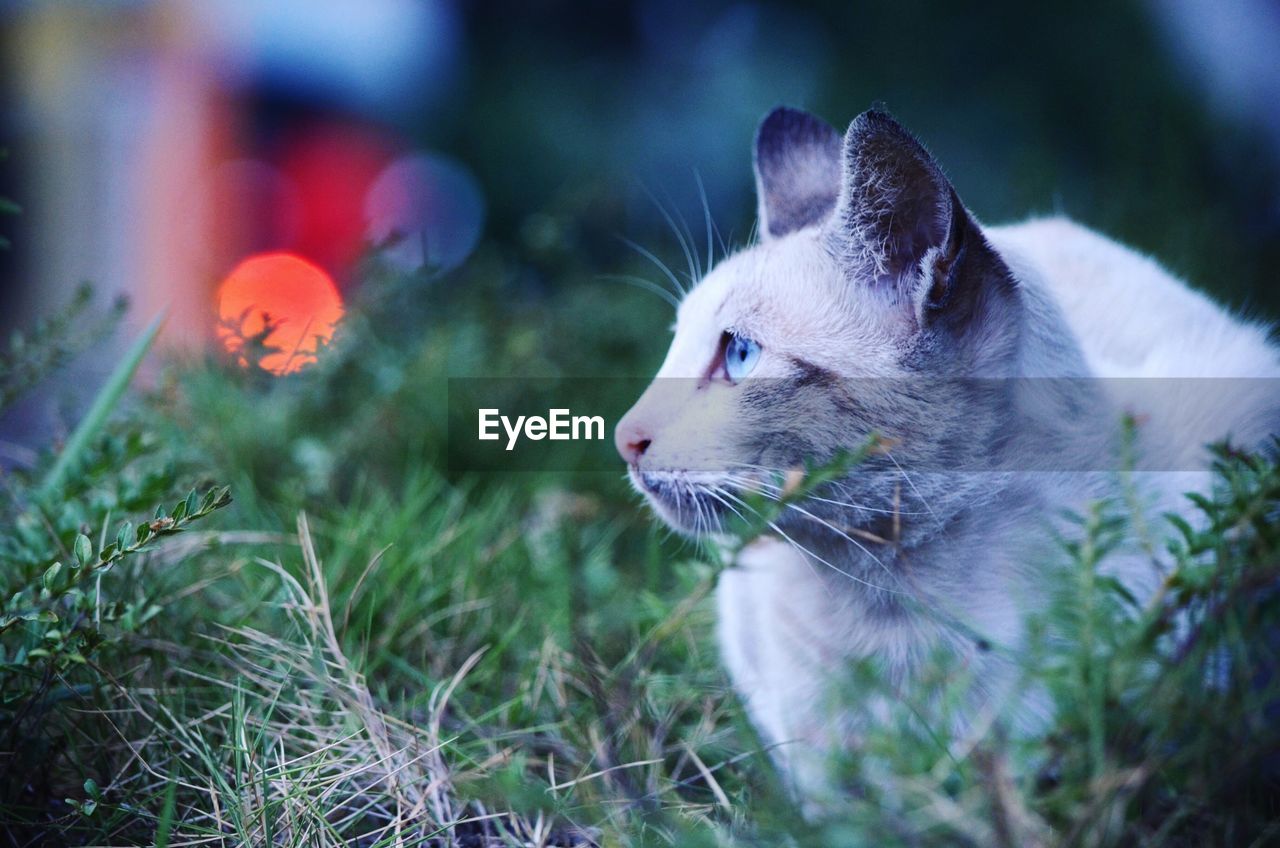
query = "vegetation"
xmin=1 ymin=259 xmax=1277 ymax=845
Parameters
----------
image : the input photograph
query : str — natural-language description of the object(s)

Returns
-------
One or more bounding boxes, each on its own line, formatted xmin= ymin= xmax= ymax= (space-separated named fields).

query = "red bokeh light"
xmin=281 ymin=125 xmax=395 ymax=277
xmin=216 ymin=252 xmax=344 ymax=375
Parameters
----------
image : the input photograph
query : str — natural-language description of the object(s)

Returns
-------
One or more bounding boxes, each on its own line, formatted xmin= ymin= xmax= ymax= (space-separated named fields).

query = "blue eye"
xmin=723 ymin=333 xmax=761 ymax=382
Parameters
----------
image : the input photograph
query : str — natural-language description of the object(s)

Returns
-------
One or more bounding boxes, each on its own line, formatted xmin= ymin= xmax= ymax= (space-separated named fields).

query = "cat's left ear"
xmin=753 ymin=107 xmax=842 ymax=240
xmin=828 ymin=110 xmax=1011 ymax=329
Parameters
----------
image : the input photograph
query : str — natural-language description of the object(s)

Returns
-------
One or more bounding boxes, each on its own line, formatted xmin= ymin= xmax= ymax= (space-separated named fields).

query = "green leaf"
xmin=36 ymin=309 xmax=166 ymax=499
xmin=1163 ymin=512 xmax=1196 ymax=546
xmin=1097 ymin=575 xmax=1139 ymax=609
xmin=116 ymin=521 xmax=135 ymax=551
xmin=73 ymin=534 xmax=93 ymax=568
xmin=169 ymin=498 xmax=187 ymax=521
xmin=42 ymin=562 xmax=64 ymax=591
xmin=1185 ymin=492 xmax=1214 ymax=514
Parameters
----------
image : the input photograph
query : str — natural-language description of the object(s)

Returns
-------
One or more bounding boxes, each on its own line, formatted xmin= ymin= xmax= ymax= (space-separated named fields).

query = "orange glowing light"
xmin=216 ymin=253 xmax=344 ymax=375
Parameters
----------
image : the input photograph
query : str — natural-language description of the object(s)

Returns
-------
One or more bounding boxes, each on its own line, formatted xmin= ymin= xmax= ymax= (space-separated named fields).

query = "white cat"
xmin=614 ymin=107 xmax=1280 ymax=804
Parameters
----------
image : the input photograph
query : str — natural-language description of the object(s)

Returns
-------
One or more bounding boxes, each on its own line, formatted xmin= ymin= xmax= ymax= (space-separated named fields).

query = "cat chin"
xmin=629 ymin=467 xmax=729 ymax=537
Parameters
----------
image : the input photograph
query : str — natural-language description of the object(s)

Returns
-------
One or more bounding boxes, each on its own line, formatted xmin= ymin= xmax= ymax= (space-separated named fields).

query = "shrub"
xmin=0 ymin=290 xmax=232 ymax=837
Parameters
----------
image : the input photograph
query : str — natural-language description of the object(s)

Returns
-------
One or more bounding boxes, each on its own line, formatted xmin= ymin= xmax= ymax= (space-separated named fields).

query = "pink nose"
xmin=614 ymin=419 xmax=652 ymax=465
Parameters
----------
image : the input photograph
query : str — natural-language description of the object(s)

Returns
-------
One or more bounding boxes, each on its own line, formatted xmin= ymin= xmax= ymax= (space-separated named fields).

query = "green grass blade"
xmin=37 ymin=310 xmax=165 ymax=499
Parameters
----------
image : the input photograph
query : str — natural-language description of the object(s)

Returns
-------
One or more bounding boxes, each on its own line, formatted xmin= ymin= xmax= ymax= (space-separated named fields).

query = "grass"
xmin=2 ymin=248 xmax=1279 ymax=846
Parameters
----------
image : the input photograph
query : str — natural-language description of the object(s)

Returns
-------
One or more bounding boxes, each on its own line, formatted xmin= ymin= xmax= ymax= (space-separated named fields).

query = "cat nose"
xmin=615 ymin=419 xmax=652 ymax=465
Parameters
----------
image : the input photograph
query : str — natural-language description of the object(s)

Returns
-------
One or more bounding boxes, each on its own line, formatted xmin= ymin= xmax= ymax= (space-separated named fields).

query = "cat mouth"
xmin=629 ymin=467 xmax=736 ymax=536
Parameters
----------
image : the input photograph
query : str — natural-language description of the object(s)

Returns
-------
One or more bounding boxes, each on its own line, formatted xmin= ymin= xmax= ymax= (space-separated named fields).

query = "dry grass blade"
xmin=92 ymin=513 xmax=599 ymax=848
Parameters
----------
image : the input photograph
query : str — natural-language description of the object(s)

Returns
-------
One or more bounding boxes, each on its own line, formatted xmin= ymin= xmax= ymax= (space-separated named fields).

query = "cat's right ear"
xmin=753 ymin=107 xmax=842 ymax=240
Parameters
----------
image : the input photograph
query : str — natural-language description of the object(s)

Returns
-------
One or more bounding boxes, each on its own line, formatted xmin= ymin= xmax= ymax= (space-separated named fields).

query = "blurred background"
xmin=1 ymin=0 xmax=1278 ymax=443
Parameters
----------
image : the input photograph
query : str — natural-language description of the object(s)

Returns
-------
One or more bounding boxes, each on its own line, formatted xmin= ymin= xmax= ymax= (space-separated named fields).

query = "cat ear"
xmin=828 ymin=110 xmax=991 ymax=324
xmin=753 ymin=107 xmax=842 ymax=240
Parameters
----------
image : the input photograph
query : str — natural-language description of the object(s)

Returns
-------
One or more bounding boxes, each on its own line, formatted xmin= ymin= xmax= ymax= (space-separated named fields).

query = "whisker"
xmin=718 ymin=472 xmax=783 ymax=498
xmin=598 ymin=274 xmax=680 ymax=310
xmin=692 ymin=169 xmax=723 ymax=270
xmin=674 ymin=478 xmax=684 ymax=529
xmin=719 ymin=466 xmax=932 ymax=517
xmin=707 ymin=485 xmax=751 ymax=528
xmin=770 ymin=519 xmax=898 ymax=594
xmin=781 ymin=501 xmax=904 ymax=592
xmin=713 ymin=487 xmax=902 ymax=595
xmin=886 ymin=452 xmax=944 ymax=529
xmin=670 ymin=191 xmax=705 ymax=282
xmin=691 ymin=480 xmax=708 ymax=536
xmin=620 ymin=236 xmax=687 ymax=297
xmin=784 ymin=500 xmax=892 ymax=548
xmin=718 ymin=472 xmax=903 ymax=586
xmin=639 ymin=183 xmax=700 ymax=286
xmin=807 ymin=491 xmax=929 ymax=518
xmin=675 ymin=189 xmax=706 ymax=280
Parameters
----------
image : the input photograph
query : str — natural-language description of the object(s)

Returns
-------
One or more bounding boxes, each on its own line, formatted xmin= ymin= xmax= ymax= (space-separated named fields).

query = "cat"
xmin=614 ymin=106 xmax=1280 ymax=806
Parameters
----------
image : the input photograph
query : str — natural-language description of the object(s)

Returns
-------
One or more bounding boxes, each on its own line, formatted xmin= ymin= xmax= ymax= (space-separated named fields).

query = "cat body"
xmin=614 ymin=108 xmax=1279 ymax=802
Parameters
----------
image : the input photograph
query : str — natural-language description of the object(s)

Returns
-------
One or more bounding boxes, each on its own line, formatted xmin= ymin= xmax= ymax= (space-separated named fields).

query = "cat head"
xmin=615 ymin=108 xmax=1022 ymax=539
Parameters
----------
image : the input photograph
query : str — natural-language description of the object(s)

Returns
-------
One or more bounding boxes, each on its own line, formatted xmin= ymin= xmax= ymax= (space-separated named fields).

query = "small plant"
xmin=0 ymin=284 xmax=127 ymax=414
xmin=0 ymin=485 xmax=232 ymax=675
xmin=0 ymin=287 xmax=232 ymax=836
xmin=216 ymin=306 xmax=287 ymax=375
